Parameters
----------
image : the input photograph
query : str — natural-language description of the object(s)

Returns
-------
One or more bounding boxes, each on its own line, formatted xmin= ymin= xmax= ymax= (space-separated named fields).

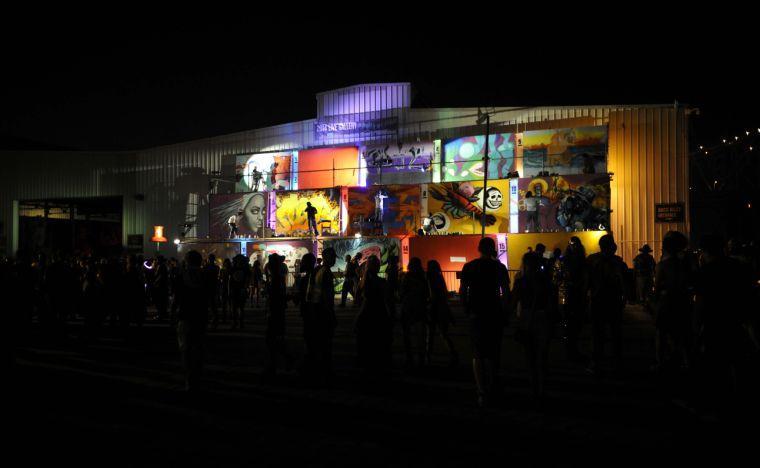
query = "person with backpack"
xmin=585 ymin=234 xmax=627 ymax=375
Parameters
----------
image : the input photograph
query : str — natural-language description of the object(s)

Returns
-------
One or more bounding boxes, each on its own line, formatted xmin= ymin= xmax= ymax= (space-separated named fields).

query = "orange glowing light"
xmin=151 ymin=226 xmax=168 ymax=243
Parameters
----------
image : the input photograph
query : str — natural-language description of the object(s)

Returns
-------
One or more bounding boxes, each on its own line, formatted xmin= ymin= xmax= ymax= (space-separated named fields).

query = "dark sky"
xmin=1 ymin=13 xmax=756 ymax=151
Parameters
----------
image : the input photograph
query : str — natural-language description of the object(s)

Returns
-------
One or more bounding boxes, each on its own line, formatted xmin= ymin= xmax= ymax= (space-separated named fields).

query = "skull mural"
xmin=484 ymin=186 xmax=503 ymax=210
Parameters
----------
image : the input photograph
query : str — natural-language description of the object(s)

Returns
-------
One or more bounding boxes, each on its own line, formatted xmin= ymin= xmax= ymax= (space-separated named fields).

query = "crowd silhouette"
xmin=2 ymin=231 xmax=759 ymax=412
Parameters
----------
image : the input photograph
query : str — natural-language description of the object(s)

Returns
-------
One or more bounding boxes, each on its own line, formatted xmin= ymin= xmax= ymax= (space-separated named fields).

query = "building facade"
xmin=0 ymin=83 xmax=690 ymax=263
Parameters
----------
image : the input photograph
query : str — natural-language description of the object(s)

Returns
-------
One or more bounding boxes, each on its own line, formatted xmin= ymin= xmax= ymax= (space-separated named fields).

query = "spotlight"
xmin=173 ymin=238 xmax=181 ymax=245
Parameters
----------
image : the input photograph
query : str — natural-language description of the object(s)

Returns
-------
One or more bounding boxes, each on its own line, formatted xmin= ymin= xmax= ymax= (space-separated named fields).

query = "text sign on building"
xmin=655 ymin=203 xmax=685 ymax=223
xmin=315 ymin=116 xmax=398 ymax=137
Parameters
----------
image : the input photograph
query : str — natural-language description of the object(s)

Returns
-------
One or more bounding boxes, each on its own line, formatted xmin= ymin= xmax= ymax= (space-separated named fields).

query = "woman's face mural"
xmin=242 ymin=192 xmax=267 ymax=231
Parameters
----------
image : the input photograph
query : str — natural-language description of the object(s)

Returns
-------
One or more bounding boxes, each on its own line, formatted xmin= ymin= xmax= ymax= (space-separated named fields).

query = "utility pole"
xmin=477 ymin=109 xmax=490 ymax=237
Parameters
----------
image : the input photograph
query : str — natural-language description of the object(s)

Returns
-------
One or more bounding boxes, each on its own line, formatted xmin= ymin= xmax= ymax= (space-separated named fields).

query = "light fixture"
xmin=354 ymin=233 xmax=362 ymax=238
xmin=173 ymin=238 xmax=181 ymax=245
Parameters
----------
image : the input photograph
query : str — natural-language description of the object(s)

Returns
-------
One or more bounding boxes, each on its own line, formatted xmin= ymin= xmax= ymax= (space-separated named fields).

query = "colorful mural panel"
xmin=209 ymin=192 xmax=273 ymax=239
xmin=235 ymin=153 xmax=292 ymax=192
xmin=517 ymin=174 xmax=611 ymax=232
xmin=426 ymin=179 xmax=510 ymax=234
xmin=346 ymin=185 xmax=421 ymax=236
xmin=246 ymin=239 xmax=314 ymax=275
xmin=177 ymin=242 xmax=241 ymax=261
xmin=443 ymin=133 xmax=516 ymax=181
xmin=522 ymin=126 xmax=608 ymax=176
xmin=322 ymin=237 xmax=401 ymax=293
xmin=363 ymin=142 xmax=433 ymax=185
xmin=275 ymin=189 xmax=341 ymax=237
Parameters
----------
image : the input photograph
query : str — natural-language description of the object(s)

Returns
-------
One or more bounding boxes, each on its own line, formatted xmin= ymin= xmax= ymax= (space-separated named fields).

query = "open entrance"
xmin=18 ymin=196 xmax=123 ymax=257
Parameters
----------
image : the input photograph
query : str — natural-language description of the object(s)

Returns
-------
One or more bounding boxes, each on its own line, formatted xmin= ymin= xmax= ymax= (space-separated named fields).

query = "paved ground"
xmin=8 ymin=302 xmax=757 ymax=466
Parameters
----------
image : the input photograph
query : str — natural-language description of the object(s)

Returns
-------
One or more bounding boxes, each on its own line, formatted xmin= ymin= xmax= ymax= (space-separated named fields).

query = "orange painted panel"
xmin=298 ymin=147 xmax=359 ymax=189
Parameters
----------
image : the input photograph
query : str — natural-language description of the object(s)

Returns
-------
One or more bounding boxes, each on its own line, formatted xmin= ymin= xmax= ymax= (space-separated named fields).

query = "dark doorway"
xmin=18 ymin=196 xmax=123 ymax=257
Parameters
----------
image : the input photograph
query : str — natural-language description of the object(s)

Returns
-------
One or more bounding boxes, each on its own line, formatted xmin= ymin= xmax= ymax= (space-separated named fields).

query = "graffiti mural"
xmin=443 ymin=133 xmax=516 ymax=181
xmin=517 ymin=174 xmax=611 ymax=232
xmin=235 ymin=153 xmax=292 ymax=192
xmin=522 ymin=126 xmax=608 ymax=177
xmin=209 ymin=192 xmax=272 ymax=239
xmin=246 ymin=239 xmax=314 ymax=275
xmin=322 ymin=237 xmax=400 ymax=294
xmin=363 ymin=142 xmax=433 ymax=185
xmin=177 ymin=242 xmax=241 ymax=261
xmin=346 ymin=185 xmax=420 ymax=236
xmin=275 ymin=189 xmax=341 ymax=237
xmin=426 ymin=179 xmax=509 ymax=234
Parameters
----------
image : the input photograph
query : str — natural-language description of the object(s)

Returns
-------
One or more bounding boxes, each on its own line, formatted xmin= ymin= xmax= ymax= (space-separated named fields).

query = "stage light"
xmin=173 ymin=238 xmax=180 ymax=245
xmin=354 ymin=233 xmax=362 ymax=238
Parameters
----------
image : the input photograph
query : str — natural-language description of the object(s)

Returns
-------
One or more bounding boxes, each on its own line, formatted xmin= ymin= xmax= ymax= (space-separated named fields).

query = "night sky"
xmin=1 ymin=13 xmax=755 ymax=151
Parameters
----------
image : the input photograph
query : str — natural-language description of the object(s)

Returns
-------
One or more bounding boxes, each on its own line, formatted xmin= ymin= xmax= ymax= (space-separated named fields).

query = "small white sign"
xmin=450 ymin=256 xmax=467 ymax=263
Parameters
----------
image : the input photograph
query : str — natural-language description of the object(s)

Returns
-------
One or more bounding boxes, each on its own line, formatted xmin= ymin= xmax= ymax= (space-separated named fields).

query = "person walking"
xmin=340 ymin=254 xmax=356 ymax=307
xmin=400 ymin=257 xmax=429 ymax=368
xmin=586 ymin=234 xmax=627 ymax=375
xmin=426 ymin=260 xmax=457 ymax=367
xmin=460 ymin=237 xmax=510 ymax=407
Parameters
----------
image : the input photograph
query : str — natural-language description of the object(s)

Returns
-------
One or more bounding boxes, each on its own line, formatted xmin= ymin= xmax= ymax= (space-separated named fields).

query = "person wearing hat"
xmin=634 ymin=244 xmax=656 ymax=307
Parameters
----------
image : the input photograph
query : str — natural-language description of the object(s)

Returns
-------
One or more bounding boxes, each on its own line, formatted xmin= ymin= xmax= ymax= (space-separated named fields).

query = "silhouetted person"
xmin=251 ymin=257 xmax=263 ymax=306
xmin=351 ymin=253 xmax=364 ymax=307
xmin=168 ymin=257 xmax=181 ymax=323
xmin=296 ymin=253 xmax=316 ymax=315
xmin=694 ymin=234 xmax=755 ymax=401
xmin=124 ymin=255 xmax=146 ymax=328
xmin=426 ymin=260 xmax=457 ymax=367
xmin=203 ymin=254 xmax=220 ymax=328
xmin=653 ymin=232 xmax=692 ymax=371
xmin=561 ymin=236 xmax=588 ymax=362
xmin=634 ymin=244 xmax=656 ymax=307
xmin=385 ymin=255 xmax=400 ymax=306
xmin=230 ymin=255 xmax=250 ymax=329
xmin=340 ymin=254 xmax=356 ymax=307
xmin=400 ymin=257 xmax=429 ymax=368
xmin=304 ymin=247 xmax=337 ymax=385
xmin=355 ymin=255 xmax=393 ymax=373
xmin=586 ymin=234 xmax=627 ymax=375
xmin=219 ymin=258 xmax=232 ymax=322
xmin=514 ymin=252 xmax=555 ymax=402
xmin=153 ymin=255 xmax=169 ymax=321
xmin=460 ymin=237 xmax=510 ymax=407
xmin=303 ymin=201 xmax=318 ymax=236
xmin=263 ymin=253 xmax=293 ymax=378
xmin=175 ymin=250 xmax=208 ymax=392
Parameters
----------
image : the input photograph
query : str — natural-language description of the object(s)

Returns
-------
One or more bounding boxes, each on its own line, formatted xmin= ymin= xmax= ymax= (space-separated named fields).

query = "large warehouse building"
xmin=0 ymin=83 xmax=690 ymax=267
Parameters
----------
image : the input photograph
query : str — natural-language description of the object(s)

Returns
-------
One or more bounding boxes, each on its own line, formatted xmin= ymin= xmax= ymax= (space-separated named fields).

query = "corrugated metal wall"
xmin=0 ymin=103 xmax=689 ymax=262
xmin=316 ymin=83 xmax=411 ymax=118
